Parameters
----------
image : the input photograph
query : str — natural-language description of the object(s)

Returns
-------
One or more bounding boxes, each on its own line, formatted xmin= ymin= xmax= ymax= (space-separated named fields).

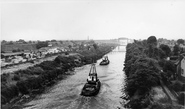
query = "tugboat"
xmin=81 ymin=63 xmax=101 ymax=96
xmin=100 ymin=56 xmax=109 ymax=65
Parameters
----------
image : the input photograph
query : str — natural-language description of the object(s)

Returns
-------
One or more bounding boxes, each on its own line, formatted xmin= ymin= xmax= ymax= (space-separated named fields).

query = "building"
xmin=176 ymin=53 xmax=185 ymax=83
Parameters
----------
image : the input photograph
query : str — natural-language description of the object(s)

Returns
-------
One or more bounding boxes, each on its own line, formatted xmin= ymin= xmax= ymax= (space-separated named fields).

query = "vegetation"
xmin=12 ymin=48 xmax=24 ymax=52
xmin=147 ymin=36 xmax=157 ymax=46
xmin=159 ymin=44 xmax=171 ymax=57
xmin=178 ymin=93 xmax=185 ymax=105
xmin=173 ymin=44 xmax=180 ymax=56
xmin=123 ymin=37 xmax=162 ymax=108
xmin=36 ymin=41 xmax=48 ymax=49
xmin=123 ymin=36 xmax=184 ymax=108
xmin=1 ymin=43 xmax=116 ymax=107
xmin=177 ymin=39 xmax=184 ymax=45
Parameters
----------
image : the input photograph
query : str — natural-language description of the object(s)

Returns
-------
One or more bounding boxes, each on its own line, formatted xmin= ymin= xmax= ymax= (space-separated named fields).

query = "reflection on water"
xmin=24 ymin=46 xmax=126 ymax=109
xmin=113 ymin=46 xmax=126 ymax=52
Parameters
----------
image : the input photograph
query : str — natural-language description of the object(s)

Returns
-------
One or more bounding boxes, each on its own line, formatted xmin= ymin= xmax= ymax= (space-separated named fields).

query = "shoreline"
xmin=1 ymin=44 xmax=117 ymax=109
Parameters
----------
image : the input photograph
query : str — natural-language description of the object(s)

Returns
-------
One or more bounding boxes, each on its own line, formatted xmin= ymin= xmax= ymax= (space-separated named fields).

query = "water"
xmin=24 ymin=46 xmax=126 ymax=109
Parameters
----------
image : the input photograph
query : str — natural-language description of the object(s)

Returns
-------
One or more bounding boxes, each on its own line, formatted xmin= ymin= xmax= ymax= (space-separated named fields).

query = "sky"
xmin=1 ymin=0 xmax=185 ymax=41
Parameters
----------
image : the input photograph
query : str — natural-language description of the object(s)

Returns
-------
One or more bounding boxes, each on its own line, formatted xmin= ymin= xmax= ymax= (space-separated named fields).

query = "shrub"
xmin=12 ymin=74 xmax=20 ymax=81
xmin=38 ymin=61 xmax=58 ymax=71
xmin=149 ymin=102 xmax=182 ymax=109
xmin=1 ymin=73 xmax=9 ymax=83
xmin=1 ymin=85 xmax=19 ymax=104
xmin=172 ymin=81 xmax=183 ymax=92
xmin=28 ymin=67 xmax=44 ymax=75
xmin=65 ymin=52 xmax=69 ymax=55
xmin=182 ymin=83 xmax=185 ymax=91
xmin=16 ymin=80 xmax=29 ymax=94
xmin=25 ymin=77 xmax=43 ymax=90
xmin=178 ymin=93 xmax=185 ymax=105
xmin=36 ymin=41 xmax=48 ymax=49
xmin=12 ymin=48 xmax=23 ymax=52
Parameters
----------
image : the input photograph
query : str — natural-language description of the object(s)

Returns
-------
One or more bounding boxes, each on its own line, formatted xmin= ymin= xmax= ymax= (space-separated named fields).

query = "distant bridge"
xmin=94 ymin=37 xmax=133 ymax=46
xmin=117 ymin=37 xmax=129 ymax=46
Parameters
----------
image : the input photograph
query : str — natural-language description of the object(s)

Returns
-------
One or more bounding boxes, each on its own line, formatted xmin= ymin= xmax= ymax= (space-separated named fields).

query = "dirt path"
xmin=160 ymin=80 xmax=178 ymax=105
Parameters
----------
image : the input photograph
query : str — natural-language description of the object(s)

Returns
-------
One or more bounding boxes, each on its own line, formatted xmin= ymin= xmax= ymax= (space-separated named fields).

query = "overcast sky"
xmin=1 ymin=0 xmax=185 ymax=41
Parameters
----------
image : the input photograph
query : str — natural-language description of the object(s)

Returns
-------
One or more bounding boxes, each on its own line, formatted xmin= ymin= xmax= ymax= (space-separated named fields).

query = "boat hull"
xmin=99 ymin=60 xmax=109 ymax=65
xmin=81 ymin=81 xmax=101 ymax=96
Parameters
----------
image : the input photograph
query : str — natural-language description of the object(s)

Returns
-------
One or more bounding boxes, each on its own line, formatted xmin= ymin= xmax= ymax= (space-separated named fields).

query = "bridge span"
xmin=94 ymin=37 xmax=133 ymax=46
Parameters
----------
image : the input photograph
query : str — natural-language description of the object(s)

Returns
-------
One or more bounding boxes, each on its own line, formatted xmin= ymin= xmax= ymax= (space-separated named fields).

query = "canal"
xmin=24 ymin=46 xmax=126 ymax=109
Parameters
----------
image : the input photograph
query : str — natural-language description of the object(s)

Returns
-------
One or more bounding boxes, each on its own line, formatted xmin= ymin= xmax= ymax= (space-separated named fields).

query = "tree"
xmin=89 ymin=40 xmax=95 ymax=45
xmin=158 ymin=48 xmax=166 ymax=59
xmin=28 ymin=40 xmax=32 ymax=43
xmin=159 ymin=44 xmax=171 ymax=57
xmin=177 ymin=39 xmax=184 ymax=45
xmin=1 ymin=50 xmax=5 ymax=53
xmin=147 ymin=36 xmax=157 ymax=46
xmin=68 ymin=45 xmax=72 ymax=49
xmin=93 ymin=43 xmax=98 ymax=50
xmin=60 ymin=41 xmax=63 ymax=44
xmin=79 ymin=43 xmax=84 ymax=50
xmin=36 ymin=41 xmax=48 ymax=49
xmin=8 ymin=41 xmax=14 ymax=45
xmin=17 ymin=39 xmax=27 ymax=44
xmin=1 ymin=40 xmax=7 ymax=44
xmin=68 ymin=45 xmax=72 ymax=51
xmin=51 ymin=39 xmax=57 ymax=42
xmin=87 ymin=45 xmax=91 ymax=50
xmin=173 ymin=44 xmax=180 ymax=56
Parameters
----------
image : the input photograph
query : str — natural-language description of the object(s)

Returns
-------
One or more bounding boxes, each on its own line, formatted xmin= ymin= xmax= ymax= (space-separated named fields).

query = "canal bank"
xmin=123 ymin=37 xmax=184 ymax=109
xmin=1 ymin=44 xmax=117 ymax=109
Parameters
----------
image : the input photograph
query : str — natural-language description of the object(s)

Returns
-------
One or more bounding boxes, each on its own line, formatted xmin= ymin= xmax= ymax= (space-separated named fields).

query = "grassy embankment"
xmin=123 ymin=36 xmax=184 ymax=109
xmin=1 ymin=44 xmax=117 ymax=109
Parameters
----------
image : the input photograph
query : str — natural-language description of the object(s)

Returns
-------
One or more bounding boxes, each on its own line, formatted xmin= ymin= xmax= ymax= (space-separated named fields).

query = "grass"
xmin=151 ymin=86 xmax=170 ymax=103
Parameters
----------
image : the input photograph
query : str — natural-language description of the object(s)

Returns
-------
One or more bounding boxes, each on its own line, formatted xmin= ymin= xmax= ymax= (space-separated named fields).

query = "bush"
xmin=65 ymin=52 xmax=69 ymax=55
xmin=36 ymin=41 xmax=48 ymax=49
xmin=26 ymin=77 xmax=43 ymax=90
xmin=1 ymin=85 xmax=19 ymax=104
xmin=12 ymin=74 xmax=20 ymax=81
xmin=182 ymin=83 xmax=185 ymax=91
xmin=12 ymin=48 xmax=23 ymax=52
xmin=28 ymin=67 xmax=44 ymax=75
xmin=149 ymin=102 xmax=182 ymax=109
xmin=38 ymin=61 xmax=58 ymax=71
xmin=1 ymin=73 xmax=9 ymax=83
xmin=172 ymin=81 xmax=183 ymax=92
xmin=178 ymin=93 xmax=185 ymax=105
xmin=16 ymin=80 xmax=29 ymax=94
